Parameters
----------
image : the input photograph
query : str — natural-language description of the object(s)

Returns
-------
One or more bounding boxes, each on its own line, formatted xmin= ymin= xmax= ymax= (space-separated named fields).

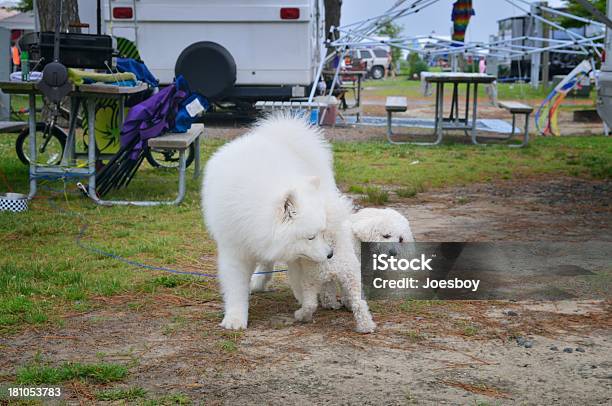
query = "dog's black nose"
xmin=327 ymin=250 xmax=334 ymax=259
xmin=388 ymin=248 xmax=398 ymax=257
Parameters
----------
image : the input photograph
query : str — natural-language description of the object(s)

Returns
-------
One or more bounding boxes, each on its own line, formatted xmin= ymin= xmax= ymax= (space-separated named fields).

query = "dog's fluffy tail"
xmin=254 ymin=113 xmax=334 ymax=184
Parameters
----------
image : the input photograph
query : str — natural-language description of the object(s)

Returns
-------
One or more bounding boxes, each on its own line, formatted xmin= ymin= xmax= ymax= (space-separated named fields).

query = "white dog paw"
xmin=250 ymin=284 xmax=272 ymax=293
xmin=355 ymin=319 xmax=377 ymax=334
xmin=220 ymin=315 xmax=247 ymax=330
xmin=294 ymin=308 xmax=314 ymax=323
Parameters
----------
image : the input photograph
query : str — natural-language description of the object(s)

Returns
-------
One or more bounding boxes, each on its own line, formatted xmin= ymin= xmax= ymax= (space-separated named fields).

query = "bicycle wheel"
xmin=16 ymin=123 xmax=67 ymax=166
xmin=144 ymin=144 xmax=195 ymax=169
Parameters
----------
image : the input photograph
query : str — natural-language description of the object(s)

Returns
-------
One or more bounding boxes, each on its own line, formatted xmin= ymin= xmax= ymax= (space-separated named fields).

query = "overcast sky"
xmin=342 ymin=0 xmax=567 ymax=42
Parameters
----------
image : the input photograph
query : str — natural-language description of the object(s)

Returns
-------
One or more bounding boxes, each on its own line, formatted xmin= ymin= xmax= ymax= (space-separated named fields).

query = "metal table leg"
xmin=463 ymin=82 xmax=471 ymax=137
xmin=388 ymin=82 xmax=444 ymax=146
xmin=61 ymin=97 xmax=80 ymax=165
xmin=416 ymin=81 xmax=444 ymax=146
xmin=433 ymin=82 xmax=444 ymax=145
xmin=86 ymin=98 xmax=98 ymax=199
xmin=508 ymin=112 xmax=530 ymax=148
xmin=27 ymin=93 xmax=37 ymax=199
xmin=193 ymin=134 xmax=201 ymax=179
xmin=471 ymin=83 xmax=481 ymax=145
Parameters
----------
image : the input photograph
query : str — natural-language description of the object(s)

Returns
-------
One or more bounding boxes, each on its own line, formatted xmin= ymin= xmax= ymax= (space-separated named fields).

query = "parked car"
xmin=77 ymin=0 xmax=325 ymax=103
xmin=348 ymin=47 xmax=390 ymax=79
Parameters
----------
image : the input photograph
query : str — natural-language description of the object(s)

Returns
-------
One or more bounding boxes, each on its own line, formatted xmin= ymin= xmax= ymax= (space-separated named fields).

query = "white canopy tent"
xmin=310 ymin=0 xmax=604 ymax=101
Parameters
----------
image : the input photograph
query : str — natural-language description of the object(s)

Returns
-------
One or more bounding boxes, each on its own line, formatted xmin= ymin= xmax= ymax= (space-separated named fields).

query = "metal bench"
xmin=91 ymin=124 xmax=204 ymax=206
xmin=385 ymin=96 xmax=409 ymax=144
xmin=144 ymin=124 xmax=203 ymax=205
xmin=473 ymin=101 xmax=532 ymax=148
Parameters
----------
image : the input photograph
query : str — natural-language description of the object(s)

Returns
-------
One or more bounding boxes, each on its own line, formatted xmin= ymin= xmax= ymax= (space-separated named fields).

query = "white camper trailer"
xmin=77 ymin=0 xmax=325 ymax=102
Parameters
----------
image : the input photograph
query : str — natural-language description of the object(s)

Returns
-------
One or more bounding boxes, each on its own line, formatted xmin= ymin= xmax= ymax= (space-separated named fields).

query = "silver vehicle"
xmin=349 ymin=47 xmax=390 ymax=79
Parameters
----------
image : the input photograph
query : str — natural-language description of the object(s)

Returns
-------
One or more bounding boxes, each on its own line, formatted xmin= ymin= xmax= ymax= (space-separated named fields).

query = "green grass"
xmin=360 ymin=186 xmax=389 ymax=205
xmin=396 ymin=185 xmax=423 ymax=198
xmin=218 ymin=339 xmax=238 ymax=353
xmin=143 ymin=393 xmax=193 ymax=405
xmin=333 ymin=137 xmax=612 ymax=190
xmin=0 ymin=132 xmax=610 ymax=335
xmin=15 ymin=361 xmax=128 ymax=384
xmin=95 ymin=386 xmax=147 ymax=401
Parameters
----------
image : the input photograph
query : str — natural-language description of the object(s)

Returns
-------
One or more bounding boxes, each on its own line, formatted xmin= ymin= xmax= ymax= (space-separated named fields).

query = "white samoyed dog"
xmin=203 ymin=115 xmax=338 ymax=330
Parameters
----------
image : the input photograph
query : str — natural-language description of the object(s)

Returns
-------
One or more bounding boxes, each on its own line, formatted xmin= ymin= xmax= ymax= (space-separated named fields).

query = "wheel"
xmin=144 ymin=144 xmax=196 ymax=169
xmin=371 ymin=65 xmax=385 ymax=80
xmin=15 ymin=123 xmax=67 ymax=166
xmin=175 ymin=41 xmax=236 ymax=100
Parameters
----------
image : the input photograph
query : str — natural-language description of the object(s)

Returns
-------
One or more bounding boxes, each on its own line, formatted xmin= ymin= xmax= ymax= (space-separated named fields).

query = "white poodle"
xmin=319 ymin=207 xmax=415 ymax=311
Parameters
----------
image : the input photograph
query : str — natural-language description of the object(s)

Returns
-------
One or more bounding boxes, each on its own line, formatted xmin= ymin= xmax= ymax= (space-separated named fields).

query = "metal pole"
xmin=530 ymin=2 xmax=544 ymax=89
xmin=28 ymin=94 xmax=37 ymax=199
xmin=0 ymin=27 xmax=9 ymax=121
xmin=97 ymin=0 xmax=102 ymax=35
xmin=33 ymin=0 xmax=40 ymax=32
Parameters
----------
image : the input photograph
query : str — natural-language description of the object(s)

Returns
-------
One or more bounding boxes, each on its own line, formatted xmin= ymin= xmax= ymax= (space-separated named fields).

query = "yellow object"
xmin=67 ymin=68 xmax=136 ymax=86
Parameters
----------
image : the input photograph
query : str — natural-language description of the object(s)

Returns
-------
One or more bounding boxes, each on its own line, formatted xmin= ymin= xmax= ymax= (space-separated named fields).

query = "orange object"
xmin=11 ymin=46 xmax=20 ymax=66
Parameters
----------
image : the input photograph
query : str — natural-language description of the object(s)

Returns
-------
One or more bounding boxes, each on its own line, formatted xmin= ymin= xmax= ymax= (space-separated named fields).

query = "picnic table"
xmin=419 ymin=72 xmax=497 ymax=145
xmin=0 ymin=80 xmax=149 ymax=203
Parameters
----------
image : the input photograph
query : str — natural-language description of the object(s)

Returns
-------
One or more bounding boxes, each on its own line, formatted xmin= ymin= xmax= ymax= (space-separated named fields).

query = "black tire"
xmin=371 ymin=65 xmax=385 ymax=80
xmin=175 ymin=41 xmax=236 ymax=100
xmin=144 ymin=144 xmax=196 ymax=169
xmin=15 ymin=123 xmax=67 ymax=166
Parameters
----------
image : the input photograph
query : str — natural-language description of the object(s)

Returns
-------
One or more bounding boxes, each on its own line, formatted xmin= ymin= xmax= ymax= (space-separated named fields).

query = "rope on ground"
xmin=39 ymin=180 xmax=286 ymax=278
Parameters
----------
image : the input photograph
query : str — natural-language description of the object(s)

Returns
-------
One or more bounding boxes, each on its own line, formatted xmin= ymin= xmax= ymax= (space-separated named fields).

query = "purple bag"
xmin=120 ymin=76 xmax=189 ymax=159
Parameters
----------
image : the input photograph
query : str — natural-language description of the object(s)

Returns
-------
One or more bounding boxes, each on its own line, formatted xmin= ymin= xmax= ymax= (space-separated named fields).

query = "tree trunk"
xmin=324 ymin=0 xmax=342 ymax=40
xmin=37 ymin=0 xmax=80 ymax=33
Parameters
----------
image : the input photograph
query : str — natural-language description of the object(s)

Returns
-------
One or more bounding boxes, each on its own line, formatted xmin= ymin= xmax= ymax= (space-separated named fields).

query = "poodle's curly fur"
xmin=319 ymin=208 xmax=414 ymax=312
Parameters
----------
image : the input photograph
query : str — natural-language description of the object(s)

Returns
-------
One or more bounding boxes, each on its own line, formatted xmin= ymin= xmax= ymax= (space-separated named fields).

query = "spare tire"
xmin=175 ymin=41 xmax=236 ymax=99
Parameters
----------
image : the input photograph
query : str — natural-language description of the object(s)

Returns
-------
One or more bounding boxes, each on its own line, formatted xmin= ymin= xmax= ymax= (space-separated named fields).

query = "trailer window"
xmin=373 ymin=49 xmax=388 ymax=57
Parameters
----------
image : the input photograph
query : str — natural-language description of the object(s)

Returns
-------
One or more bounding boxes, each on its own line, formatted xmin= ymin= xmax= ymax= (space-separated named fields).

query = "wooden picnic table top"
xmin=422 ymin=72 xmax=496 ymax=84
xmin=0 ymin=81 xmax=149 ymax=96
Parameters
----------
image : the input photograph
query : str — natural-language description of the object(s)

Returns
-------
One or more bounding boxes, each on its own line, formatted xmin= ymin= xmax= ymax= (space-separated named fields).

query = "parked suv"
xmin=349 ymin=47 xmax=390 ymax=79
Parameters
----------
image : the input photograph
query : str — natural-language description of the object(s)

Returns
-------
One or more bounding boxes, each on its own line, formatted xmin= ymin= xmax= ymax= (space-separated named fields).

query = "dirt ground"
xmin=1 ymin=176 xmax=610 ymax=405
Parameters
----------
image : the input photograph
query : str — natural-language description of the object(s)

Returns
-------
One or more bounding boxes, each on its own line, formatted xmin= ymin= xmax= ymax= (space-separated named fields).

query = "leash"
xmin=40 ymin=180 xmax=285 ymax=278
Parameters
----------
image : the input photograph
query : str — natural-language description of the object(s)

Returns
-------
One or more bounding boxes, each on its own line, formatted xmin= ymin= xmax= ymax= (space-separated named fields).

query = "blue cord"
xmin=41 ymin=183 xmax=286 ymax=278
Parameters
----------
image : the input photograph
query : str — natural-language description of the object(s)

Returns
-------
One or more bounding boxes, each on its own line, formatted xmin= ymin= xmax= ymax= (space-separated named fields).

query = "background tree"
xmin=377 ymin=21 xmax=403 ymax=63
xmin=324 ymin=0 xmax=342 ymax=40
xmin=15 ymin=0 xmax=80 ymax=32
xmin=14 ymin=0 xmax=32 ymax=12
xmin=560 ymin=0 xmax=606 ymax=28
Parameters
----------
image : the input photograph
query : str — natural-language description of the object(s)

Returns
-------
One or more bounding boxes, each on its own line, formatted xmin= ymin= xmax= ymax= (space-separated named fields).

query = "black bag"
xmin=20 ymin=32 xmax=113 ymax=69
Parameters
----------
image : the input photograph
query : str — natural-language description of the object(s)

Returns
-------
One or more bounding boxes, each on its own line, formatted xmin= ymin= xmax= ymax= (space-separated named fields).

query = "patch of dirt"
xmin=392 ymin=177 xmax=611 ymax=242
xmin=1 ymin=178 xmax=610 ymax=405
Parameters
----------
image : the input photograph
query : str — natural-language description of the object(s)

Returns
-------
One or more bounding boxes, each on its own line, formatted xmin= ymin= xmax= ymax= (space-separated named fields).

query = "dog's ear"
xmin=278 ymin=190 xmax=297 ymax=223
xmin=307 ymin=176 xmax=320 ymax=190
xmin=351 ymin=216 xmax=376 ymax=242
